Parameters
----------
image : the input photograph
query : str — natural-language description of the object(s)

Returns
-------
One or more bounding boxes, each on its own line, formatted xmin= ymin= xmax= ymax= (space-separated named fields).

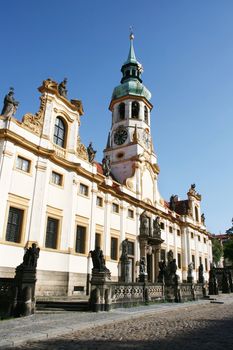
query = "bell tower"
xmin=104 ymin=33 xmax=158 ymax=187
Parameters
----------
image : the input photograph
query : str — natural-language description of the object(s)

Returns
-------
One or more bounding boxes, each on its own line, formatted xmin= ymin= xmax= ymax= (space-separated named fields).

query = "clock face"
xmin=114 ymin=127 xmax=128 ymax=145
xmin=143 ymin=130 xmax=151 ymax=148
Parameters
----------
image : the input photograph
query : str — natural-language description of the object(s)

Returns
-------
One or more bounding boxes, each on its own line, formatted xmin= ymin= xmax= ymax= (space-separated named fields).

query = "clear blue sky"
xmin=0 ymin=0 xmax=232 ymax=234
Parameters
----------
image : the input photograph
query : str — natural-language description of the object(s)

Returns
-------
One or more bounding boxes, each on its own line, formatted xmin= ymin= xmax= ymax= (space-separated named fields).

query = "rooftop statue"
xmin=1 ymin=87 xmax=19 ymax=117
xmin=58 ymin=78 xmax=68 ymax=98
xmin=102 ymin=155 xmax=111 ymax=177
xmin=87 ymin=142 xmax=96 ymax=163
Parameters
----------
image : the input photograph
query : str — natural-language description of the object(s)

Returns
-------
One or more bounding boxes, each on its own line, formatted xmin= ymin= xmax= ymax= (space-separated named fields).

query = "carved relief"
xmin=76 ymin=136 xmax=88 ymax=160
xmin=22 ymin=95 xmax=46 ymax=135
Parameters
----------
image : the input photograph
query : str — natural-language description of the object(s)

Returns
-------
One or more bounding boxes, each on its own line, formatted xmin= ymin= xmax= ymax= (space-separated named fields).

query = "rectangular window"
xmin=160 ymin=249 xmax=166 ymax=261
xmin=205 ymin=258 xmax=208 ymax=271
xmin=128 ymin=209 xmax=134 ymax=218
xmin=169 ymin=226 xmax=173 ymax=233
xmin=160 ymin=222 xmax=165 ymax=230
xmin=204 ymin=238 xmax=206 ymax=244
xmin=199 ymin=257 xmax=202 ymax=266
xmin=110 ymin=237 xmax=118 ymax=260
xmin=177 ymin=253 xmax=181 ymax=269
xmin=96 ymin=196 xmax=103 ymax=207
xmin=51 ymin=171 xmax=63 ymax=186
xmin=191 ymin=232 xmax=194 ymax=239
xmin=45 ymin=217 xmax=59 ymax=249
xmin=198 ymin=236 xmax=201 ymax=242
xmin=95 ymin=233 xmax=101 ymax=249
xmin=6 ymin=207 xmax=23 ymax=243
xmin=128 ymin=241 xmax=134 ymax=256
xmin=177 ymin=229 xmax=181 ymax=236
xmin=112 ymin=203 xmax=119 ymax=213
xmin=75 ymin=226 xmax=86 ymax=253
xmin=192 ymin=255 xmax=195 ymax=269
xmin=79 ymin=183 xmax=88 ymax=196
xmin=16 ymin=156 xmax=30 ymax=173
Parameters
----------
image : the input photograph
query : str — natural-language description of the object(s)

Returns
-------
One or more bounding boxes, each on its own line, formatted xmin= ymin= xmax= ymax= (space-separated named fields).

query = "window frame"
xmin=110 ymin=236 xmax=118 ymax=260
xmin=127 ymin=208 xmax=134 ymax=219
xmin=5 ymin=207 xmax=24 ymax=243
xmin=75 ymin=225 xmax=86 ymax=254
xmin=45 ymin=216 xmax=59 ymax=250
xmin=51 ymin=170 xmax=63 ymax=187
xmin=96 ymin=196 xmax=103 ymax=207
xmin=112 ymin=202 xmax=120 ymax=214
xmin=79 ymin=183 xmax=89 ymax=197
xmin=53 ymin=116 xmax=66 ymax=148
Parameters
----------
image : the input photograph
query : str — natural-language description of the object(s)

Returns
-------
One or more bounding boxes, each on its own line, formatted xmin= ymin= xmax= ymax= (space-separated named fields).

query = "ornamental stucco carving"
xmin=22 ymin=95 xmax=46 ymax=135
xmin=76 ymin=136 xmax=88 ymax=160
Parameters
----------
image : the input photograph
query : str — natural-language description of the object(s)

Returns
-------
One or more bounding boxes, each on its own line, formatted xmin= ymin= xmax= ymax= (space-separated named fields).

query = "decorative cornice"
xmin=38 ymin=79 xmax=84 ymax=115
xmin=22 ymin=95 xmax=46 ymax=135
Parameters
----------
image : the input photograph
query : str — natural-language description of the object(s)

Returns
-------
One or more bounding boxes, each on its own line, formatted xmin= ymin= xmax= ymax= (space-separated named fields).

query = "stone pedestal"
xmin=13 ymin=265 xmax=37 ymax=317
xmin=89 ymin=269 xmax=111 ymax=312
xmin=120 ymin=260 xmax=130 ymax=283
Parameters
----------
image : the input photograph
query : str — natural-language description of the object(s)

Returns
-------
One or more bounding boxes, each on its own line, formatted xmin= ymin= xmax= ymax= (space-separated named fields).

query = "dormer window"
xmin=131 ymin=101 xmax=139 ymax=119
xmin=54 ymin=117 xmax=66 ymax=148
xmin=144 ymin=106 xmax=148 ymax=123
xmin=119 ymin=103 xmax=125 ymax=120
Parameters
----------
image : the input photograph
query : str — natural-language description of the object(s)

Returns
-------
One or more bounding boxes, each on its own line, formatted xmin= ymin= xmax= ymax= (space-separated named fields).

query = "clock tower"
xmin=104 ymin=33 xmax=160 ymax=203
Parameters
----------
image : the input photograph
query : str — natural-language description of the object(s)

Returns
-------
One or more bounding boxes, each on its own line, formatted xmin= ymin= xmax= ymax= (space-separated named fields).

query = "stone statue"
xmin=23 ymin=243 xmax=40 ymax=268
xmin=188 ymin=262 xmax=193 ymax=277
xmin=87 ymin=142 xmax=96 ymax=163
xmin=158 ymin=260 xmax=166 ymax=283
xmin=169 ymin=195 xmax=176 ymax=211
xmin=191 ymin=183 xmax=196 ymax=190
xmin=140 ymin=212 xmax=149 ymax=236
xmin=102 ymin=155 xmax=111 ymax=177
xmin=167 ymin=250 xmax=173 ymax=264
xmin=1 ymin=87 xmax=19 ymax=117
xmin=153 ymin=216 xmax=161 ymax=237
xmin=201 ymin=213 xmax=205 ymax=225
xmin=120 ymin=239 xmax=129 ymax=262
xmin=58 ymin=78 xmax=68 ymax=98
xmin=90 ymin=247 xmax=107 ymax=271
xmin=139 ymin=257 xmax=146 ymax=275
xmin=198 ymin=263 xmax=204 ymax=283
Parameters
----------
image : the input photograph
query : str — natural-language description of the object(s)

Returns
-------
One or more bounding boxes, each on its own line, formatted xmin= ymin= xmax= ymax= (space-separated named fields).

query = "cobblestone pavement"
xmin=7 ymin=297 xmax=233 ymax=350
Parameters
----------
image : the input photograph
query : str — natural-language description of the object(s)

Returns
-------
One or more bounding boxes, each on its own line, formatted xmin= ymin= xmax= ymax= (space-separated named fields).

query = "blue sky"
xmin=0 ymin=0 xmax=232 ymax=234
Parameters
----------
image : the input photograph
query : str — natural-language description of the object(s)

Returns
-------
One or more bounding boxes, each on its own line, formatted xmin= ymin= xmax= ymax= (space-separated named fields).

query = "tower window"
xmin=118 ymin=103 xmax=125 ymax=120
xmin=144 ymin=106 xmax=148 ymax=123
xmin=131 ymin=101 xmax=139 ymax=119
xmin=126 ymin=70 xmax=130 ymax=77
xmin=195 ymin=207 xmax=199 ymax=222
xmin=132 ymin=69 xmax=136 ymax=76
xmin=54 ymin=117 xmax=66 ymax=148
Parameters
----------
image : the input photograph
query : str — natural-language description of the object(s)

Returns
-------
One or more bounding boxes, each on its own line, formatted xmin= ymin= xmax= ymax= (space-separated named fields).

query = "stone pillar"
xmin=103 ymin=192 xmax=111 ymax=260
xmin=0 ymin=141 xmax=14 ymax=240
xmin=154 ymin=246 xmax=160 ymax=282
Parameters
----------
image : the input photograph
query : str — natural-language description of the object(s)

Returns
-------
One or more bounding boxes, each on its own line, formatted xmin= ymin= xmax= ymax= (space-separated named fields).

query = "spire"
xmin=125 ymin=30 xmax=137 ymax=64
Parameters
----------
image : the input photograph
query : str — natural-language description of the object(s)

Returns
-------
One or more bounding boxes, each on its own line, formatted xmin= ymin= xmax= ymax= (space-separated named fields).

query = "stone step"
xmin=36 ymin=300 xmax=89 ymax=312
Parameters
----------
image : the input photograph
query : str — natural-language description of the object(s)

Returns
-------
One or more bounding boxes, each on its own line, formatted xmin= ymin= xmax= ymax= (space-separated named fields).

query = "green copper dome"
xmin=111 ymin=33 xmax=152 ymax=101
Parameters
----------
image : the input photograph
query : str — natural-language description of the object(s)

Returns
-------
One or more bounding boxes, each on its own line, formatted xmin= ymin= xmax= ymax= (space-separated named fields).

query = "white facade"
xmin=0 ymin=43 xmax=212 ymax=296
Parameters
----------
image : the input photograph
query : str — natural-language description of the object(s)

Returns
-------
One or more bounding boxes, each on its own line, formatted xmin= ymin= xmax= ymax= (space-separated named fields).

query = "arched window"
xmin=195 ymin=206 xmax=199 ymax=222
xmin=119 ymin=103 xmax=125 ymax=120
xmin=144 ymin=106 xmax=148 ymax=123
xmin=131 ymin=101 xmax=139 ymax=119
xmin=54 ymin=117 xmax=66 ymax=148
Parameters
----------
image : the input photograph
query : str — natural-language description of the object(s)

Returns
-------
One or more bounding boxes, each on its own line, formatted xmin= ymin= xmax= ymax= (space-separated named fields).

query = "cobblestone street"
xmin=8 ymin=298 xmax=233 ymax=350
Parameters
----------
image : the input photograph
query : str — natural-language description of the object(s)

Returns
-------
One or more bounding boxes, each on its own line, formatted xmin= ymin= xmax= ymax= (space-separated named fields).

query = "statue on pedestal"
xmin=1 ymin=87 xmax=19 ymax=117
xmin=87 ymin=142 xmax=96 ymax=163
xmin=198 ymin=263 xmax=204 ymax=283
xmin=23 ymin=243 xmax=40 ymax=268
xmin=140 ymin=212 xmax=149 ymax=236
xmin=102 ymin=155 xmax=111 ymax=177
xmin=153 ymin=216 xmax=161 ymax=237
xmin=58 ymin=78 xmax=68 ymax=98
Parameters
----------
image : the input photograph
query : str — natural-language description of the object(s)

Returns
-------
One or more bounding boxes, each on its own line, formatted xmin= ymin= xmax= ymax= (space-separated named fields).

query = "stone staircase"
xmin=36 ymin=296 xmax=90 ymax=312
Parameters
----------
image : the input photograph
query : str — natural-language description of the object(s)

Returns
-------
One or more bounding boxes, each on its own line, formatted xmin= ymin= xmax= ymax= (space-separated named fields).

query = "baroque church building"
xmin=0 ymin=35 xmax=212 ymax=296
